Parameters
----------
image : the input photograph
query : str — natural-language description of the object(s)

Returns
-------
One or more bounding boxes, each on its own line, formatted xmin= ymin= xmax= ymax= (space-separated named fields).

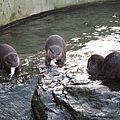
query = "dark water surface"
xmin=0 ymin=1 xmax=120 ymax=120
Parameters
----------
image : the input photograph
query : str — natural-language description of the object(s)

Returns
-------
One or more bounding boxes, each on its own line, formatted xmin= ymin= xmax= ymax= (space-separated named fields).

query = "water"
xmin=0 ymin=1 xmax=120 ymax=119
xmin=0 ymin=1 xmax=119 ymax=54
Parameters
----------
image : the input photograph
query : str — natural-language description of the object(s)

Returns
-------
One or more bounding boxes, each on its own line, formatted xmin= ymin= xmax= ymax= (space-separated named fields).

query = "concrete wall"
xmin=0 ymin=0 xmax=111 ymax=27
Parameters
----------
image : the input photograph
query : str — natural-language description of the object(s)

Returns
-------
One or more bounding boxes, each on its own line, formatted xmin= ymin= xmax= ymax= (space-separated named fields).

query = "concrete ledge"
xmin=0 ymin=0 xmax=114 ymax=27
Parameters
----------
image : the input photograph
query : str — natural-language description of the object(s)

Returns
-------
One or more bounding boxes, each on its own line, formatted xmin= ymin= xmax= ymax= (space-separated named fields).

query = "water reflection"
xmin=0 ymin=1 xmax=119 ymax=119
xmin=0 ymin=1 xmax=120 ymax=55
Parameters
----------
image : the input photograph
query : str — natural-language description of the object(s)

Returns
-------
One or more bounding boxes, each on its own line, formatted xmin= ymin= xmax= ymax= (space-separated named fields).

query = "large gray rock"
xmin=31 ymin=52 xmax=120 ymax=120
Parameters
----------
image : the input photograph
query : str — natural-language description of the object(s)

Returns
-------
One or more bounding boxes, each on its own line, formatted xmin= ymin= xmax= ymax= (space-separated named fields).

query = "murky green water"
xmin=0 ymin=1 xmax=120 ymax=55
xmin=0 ymin=1 xmax=120 ymax=120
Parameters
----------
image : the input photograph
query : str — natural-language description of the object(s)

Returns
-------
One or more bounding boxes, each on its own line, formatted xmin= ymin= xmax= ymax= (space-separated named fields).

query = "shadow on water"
xmin=0 ymin=0 xmax=120 ymax=119
xmin=89 ymin=75 xmax=120 ymax=91
xmin=101 ymin=79 xmax=120 ymax=91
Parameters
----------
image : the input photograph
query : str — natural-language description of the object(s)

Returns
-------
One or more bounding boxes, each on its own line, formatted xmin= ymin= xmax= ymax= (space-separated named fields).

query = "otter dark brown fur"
xmin=87 ymin=54 xmax=105 ymax=76
xmin=0 ymin=44 xmax=21 ymax=76
xmin=45 ymin=35 xmax=66 ymax=66
xmin=102 ymin=52 xmax=120 ymax=79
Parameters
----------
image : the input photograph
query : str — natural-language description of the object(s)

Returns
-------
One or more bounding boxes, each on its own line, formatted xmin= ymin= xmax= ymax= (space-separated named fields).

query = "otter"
xmin=45 ymin=35 xmax=66 ymax=66
xmin=0 ymin=44 xmax=21 ymax=79
xmin=102 ymin=51 xmax=120 ymax=79
xmin=87 ymin=54 xmax=105 ymax=76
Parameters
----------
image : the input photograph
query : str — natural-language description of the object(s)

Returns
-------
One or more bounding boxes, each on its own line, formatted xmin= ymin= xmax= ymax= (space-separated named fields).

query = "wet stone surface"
xmin=31 ymin=51 xmax=120 ymax=120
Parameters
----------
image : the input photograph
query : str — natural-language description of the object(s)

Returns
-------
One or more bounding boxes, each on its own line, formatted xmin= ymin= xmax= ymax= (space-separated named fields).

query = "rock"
xmin=31 ymin=51 xmax=120 ymax=120
xmin=31 ymin=73 xmax=120 ymax=120
xmin=31 ymin=75 xmax=120 ymax=120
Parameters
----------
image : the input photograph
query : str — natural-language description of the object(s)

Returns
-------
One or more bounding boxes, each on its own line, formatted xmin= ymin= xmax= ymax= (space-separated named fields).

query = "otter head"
xmin=47 ymin=45 xmax=63 ymax=60
xmin=4 ymin=52 xmax=20 ymax=68
xmin=87 ymin=54 xmax=104 ymax=76
xmin=3 ymin=52 xmax=20 ymax=80
xmin=47 ymin=45 xmax=63 ymax=66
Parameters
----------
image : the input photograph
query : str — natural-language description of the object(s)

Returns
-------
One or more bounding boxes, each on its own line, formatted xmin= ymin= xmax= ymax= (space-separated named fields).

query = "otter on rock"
xmin=102 ymin=51 xmax=120 ymax=79
xmin=0 ymin=44 xmax=21 ymax=79
xmin=45 ymin=35 xmax=66 ymax=66
xmin=87 ymin=54 xmax=104 ymax=76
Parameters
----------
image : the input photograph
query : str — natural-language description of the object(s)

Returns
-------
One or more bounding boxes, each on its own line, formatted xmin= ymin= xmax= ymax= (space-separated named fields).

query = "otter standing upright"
xmin=0 ymin=44 xmax=21 ymax=79
xmin=45 ymin=35 xmax=66 ymax=66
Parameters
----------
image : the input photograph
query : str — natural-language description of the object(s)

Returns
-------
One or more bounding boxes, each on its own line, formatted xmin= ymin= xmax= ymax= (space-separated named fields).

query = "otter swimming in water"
xmin=102 ymin=51 xmax=120 ymax=79
xmin=45 ymin=35 xmax=66 ymax=66
xmin=87 ymin=54 xmax=105 ymax=76
xmin=0 ymin=44 xmax=21 ymax=79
